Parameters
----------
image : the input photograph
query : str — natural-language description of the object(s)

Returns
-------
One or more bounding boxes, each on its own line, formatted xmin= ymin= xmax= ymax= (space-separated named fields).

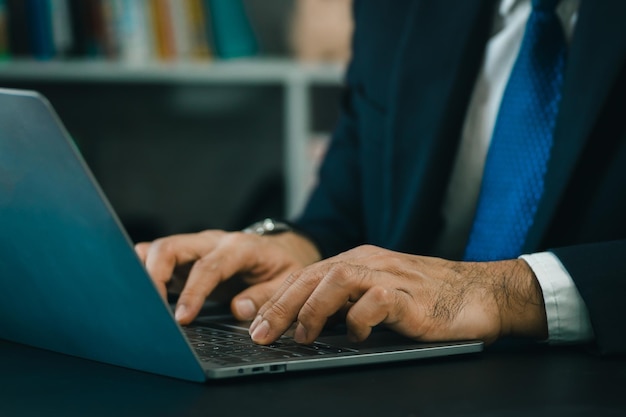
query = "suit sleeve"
xmin=293 ymin=3 xmax=367 ymax=258
xmin=551 ymin=240 xmax=626 ymax=355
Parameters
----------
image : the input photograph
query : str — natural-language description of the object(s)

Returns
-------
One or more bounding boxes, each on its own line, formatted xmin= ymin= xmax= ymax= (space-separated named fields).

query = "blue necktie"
xmin=464 ymin=0 xmax=566 ymax=261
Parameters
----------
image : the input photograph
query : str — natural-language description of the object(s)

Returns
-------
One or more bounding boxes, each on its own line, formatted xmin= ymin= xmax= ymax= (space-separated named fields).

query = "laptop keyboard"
xmin=183 ymin=325 xmax=357 ymax=366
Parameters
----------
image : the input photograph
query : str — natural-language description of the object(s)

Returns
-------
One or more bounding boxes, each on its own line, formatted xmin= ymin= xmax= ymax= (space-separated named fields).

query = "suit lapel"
xmin=524 ymin=0 xmax=626 ymax=252
xmin=384 ymin=0 xmax=497 ymax=251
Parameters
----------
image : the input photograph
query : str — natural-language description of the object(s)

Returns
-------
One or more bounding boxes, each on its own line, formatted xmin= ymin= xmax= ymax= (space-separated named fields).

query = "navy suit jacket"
xmin=294 ymin=0 xmax=626 ymax=354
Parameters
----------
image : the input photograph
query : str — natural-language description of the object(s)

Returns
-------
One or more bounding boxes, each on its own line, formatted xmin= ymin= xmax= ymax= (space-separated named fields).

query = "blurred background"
xmin=0 ymin=0 xmax=353 ymax=242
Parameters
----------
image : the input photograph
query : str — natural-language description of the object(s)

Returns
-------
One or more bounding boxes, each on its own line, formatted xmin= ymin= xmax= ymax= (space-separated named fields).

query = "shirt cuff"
xmin=520 ymin=252 xmax=594 ymax=344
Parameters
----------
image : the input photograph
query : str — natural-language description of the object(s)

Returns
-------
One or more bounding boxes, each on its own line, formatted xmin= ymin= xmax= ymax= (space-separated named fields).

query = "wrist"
xmin=267 ymin=231 xmax=322 ymax=267
xmin=496 ymin=259 xmax=548 ymax=340
xmin=243 ymin=218 xmax=321 ymax=266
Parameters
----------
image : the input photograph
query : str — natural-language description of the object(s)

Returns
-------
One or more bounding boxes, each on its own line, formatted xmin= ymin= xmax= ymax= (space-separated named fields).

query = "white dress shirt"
xmin=436 ymin=0 xmax=594 ymax=343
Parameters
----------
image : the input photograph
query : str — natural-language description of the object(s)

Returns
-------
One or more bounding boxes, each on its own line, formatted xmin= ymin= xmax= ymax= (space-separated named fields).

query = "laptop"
xmin=0 ymin=88 xmax=483 ymax=382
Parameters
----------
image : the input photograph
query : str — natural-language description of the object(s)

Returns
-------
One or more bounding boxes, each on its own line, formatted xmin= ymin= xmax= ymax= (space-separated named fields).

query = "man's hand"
xmin=135 ymin=231 xmax=321 ymax=324
xmin=249 ymin=245 xmax=548 ymax=345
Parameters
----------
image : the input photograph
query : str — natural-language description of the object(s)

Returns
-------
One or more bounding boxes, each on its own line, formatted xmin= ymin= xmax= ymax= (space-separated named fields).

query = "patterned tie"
xmin=464 ymin=0 xmax=566 ymax=261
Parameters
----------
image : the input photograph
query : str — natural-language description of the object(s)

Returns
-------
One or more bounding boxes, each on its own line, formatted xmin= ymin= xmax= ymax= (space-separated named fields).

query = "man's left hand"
xmin=248 ymin=245 xmax=548 ymax=345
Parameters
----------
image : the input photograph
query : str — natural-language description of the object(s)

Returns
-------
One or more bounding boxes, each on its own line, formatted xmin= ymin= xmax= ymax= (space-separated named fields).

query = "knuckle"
xmin=199 ymin=229 xmax=225 ymax=239
xmin=358 ymin=244 xmax=378 ymax=255
xmin=151 ymin=238 xmax=175 ymax=257
xmin=193 ymin=255 xmax=220 ymax=271
xmin=344 ymin=244 xmax=371 ymax=257
xmin=221 ymin=231 xmax=247 ymax=247
xmin=284 ymin=270 xmax=302 ymax=286
xmin=371 ymin=250 xmax=390 ymax=261
xmin=267 ymin=300 xmax=292 ymax=321
xmin=190 ymin=257 xmax=227 ymax=286
xmin=297 ymin=299 xmax=320 ymax=326
xmin=325 ymin=263 xmax=350 ymax=287
xmin=369 ymin=286 xmax=392 ymax=306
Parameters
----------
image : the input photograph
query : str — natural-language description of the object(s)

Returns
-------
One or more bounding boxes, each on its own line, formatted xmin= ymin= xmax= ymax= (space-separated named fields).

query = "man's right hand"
xmin=135 ymin=230 xmax=321 ymax=325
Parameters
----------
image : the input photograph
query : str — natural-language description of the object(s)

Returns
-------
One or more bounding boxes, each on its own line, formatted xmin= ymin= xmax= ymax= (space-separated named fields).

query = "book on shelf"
xmin=6 ymin=0 xmax=30 ymax=58
xmin=0 ymin=0 xmax=8 ymax=60
xmin=111 ymin=0 xmax=154 ymax=63
xmin=1 ymin=0 xmax=260 ymax=63
xmin=186 ymin=0 xmax=212 ymax=60
xmin=206 ymin=0 xmax=257 ymax=59
xmin=50 ymin=0 xmax=73 ymax=56
xmin=149 ymin=0 xmax=176 ymax=60
xmin=26 ymin=0 xmax=55 ymax=60
xmin=67 ymin=0 xmax=95 ymax=57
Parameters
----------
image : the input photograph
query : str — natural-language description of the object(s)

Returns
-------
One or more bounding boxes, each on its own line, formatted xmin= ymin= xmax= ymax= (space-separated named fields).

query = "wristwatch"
xmin=242 ymin=218 xmax=293 ymax=236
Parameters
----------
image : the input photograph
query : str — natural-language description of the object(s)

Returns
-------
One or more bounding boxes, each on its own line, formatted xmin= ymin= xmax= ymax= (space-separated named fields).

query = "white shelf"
xmin=0 ymin=58 xmax=344 ymax=85
xmin=0 ymin=58 xmax=346 ymax=217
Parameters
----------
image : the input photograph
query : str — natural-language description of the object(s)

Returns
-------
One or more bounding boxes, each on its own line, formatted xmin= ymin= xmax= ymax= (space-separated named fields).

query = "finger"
xmin=250 ymin=262 xmax=371 ymax=345
xmin=134 ymin=242 xmax=150 ymax=263
xmin=175 ymin=233 xmax=267 ymax=324
xmin=293 ymin=263 xmax=372 ymax=344
xmin=247 ymin=254 xmax=357 ymax=340
xmin=249 ymin=268 xmax=319 ymax=344
xmin=249 ymin=251 xmax=355 ymax=314
xmin=143 ymin=232 xmax=223 ymax=300
xmin=230 ymin=278 xmax=287 ymax=321
xmin=344 ymin=286 xmax=397 ymax=342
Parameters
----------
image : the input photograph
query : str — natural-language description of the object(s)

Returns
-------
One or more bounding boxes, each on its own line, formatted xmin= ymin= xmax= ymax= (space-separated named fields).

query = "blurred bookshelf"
xmin=0 ymin=59 xmax=345 ymax=242
xmin=0 ymin=58 xmax=345 ymax=218
xmin=0 ymin=0 xmax=346 ymax=236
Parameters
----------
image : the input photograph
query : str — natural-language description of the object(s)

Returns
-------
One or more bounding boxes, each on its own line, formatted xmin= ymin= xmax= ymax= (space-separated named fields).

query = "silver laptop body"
xmin=0 ymin=88 xmax=482 ymax=381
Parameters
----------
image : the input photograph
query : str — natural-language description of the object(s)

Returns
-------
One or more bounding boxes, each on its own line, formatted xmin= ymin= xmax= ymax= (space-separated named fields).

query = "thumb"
xmin=230 ymin=278 xmax=285 ymax=321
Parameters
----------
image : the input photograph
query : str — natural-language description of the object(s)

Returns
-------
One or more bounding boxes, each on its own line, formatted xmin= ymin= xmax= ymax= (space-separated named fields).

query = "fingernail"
xmin=250 ymin=320 xmax=270 ymax=342
xmin=175 ymin=304 xmax=187 ymax=322
xmin=234 ymin=299 xmax=257 ymax=320
xmin=294 ymin=323 xmax=307 ymax=344
xmin=249 ymin=315 xmax=262 ymax=335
